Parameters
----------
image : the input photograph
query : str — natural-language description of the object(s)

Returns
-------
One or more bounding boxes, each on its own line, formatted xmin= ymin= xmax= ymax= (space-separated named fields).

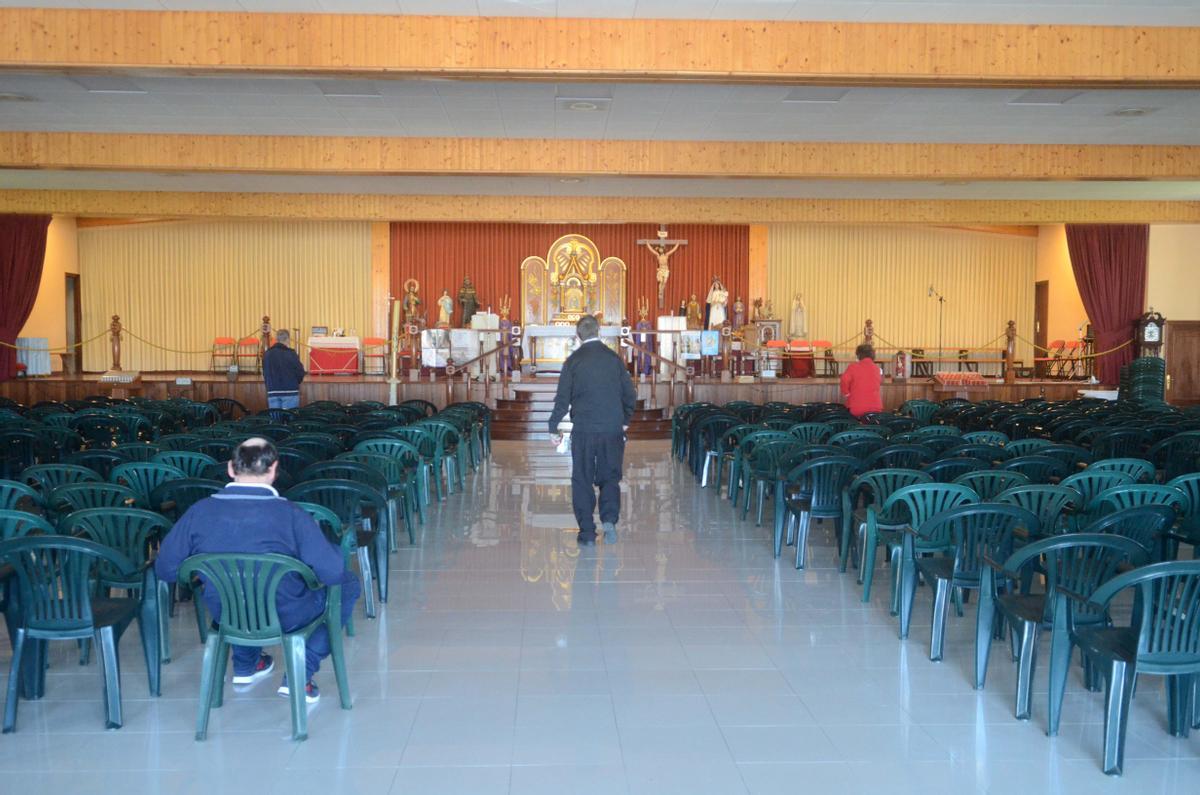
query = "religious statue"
xmin=402 ymin=278 xmax=422 ymax=325
xmin=677 ymin=299 xmax=687 ymax=318
xmin=763 ymin=299 xmax=776 ymax=319
xmin=498 ymin=294 xmax=519 ymax=374
xmin=436 ymin=289 xmax=454 ymax=328
xmin=638 ymin=226 xmax=688 ymax=309
xmin=790 ymin=293 xmax=808 ymax=339
xmin=706 ymin=277 xmax=729 ymax=329
xmin=109 ymin=314 xmax=122 ymax=372
xmin=458 ymin=276 xmax=480 ymax=327
xmin=732 ymin=296 xmax=746 ymax=329
xmin=634 ymin=296 xmax=653 ymax=376
xmin=686 ymin=294 xmax=703 ymax=330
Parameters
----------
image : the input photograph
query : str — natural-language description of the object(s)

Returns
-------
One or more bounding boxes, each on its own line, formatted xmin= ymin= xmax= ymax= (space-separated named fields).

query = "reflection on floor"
xmin=0 ymin=440 xmax=1196 ymax=794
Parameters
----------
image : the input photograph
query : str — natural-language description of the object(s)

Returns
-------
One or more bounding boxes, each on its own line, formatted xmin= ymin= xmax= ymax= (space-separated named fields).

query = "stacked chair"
xmin=0 ymin=394 xmax=489 ymax=741
xmin=678 ymin=393 xmax=1200 ymax=776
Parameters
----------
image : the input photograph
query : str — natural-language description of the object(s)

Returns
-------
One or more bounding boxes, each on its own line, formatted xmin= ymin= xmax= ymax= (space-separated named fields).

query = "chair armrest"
xmin=1056 ymin=585 xmax=1091 ymax=605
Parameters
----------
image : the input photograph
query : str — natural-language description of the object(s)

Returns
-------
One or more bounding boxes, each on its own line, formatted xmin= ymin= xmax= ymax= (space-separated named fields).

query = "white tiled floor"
xmin=1 ymin=440 xmax=1197 ymax=793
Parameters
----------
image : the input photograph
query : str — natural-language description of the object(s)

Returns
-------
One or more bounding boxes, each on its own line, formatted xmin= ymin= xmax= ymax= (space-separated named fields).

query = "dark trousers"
xmin=570 ymin=430 xmax=626 ymax=537
xmin=232 ymin=570 xmax=362 ymax=682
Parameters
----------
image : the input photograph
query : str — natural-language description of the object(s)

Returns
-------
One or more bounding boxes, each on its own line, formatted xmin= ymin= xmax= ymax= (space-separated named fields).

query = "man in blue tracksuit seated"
xmin=155 ymin=438 xmax=361 ymax=704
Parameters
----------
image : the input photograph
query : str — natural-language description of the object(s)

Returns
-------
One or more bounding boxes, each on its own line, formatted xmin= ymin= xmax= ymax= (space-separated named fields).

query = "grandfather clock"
xmin=1135 ymin=310 xmax=1165 ymax=358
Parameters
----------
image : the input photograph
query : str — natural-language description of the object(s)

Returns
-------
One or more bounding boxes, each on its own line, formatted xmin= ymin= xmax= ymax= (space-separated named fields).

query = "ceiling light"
xmin=558 ymin=177 xmax=583 ymax=184
xmin=555 ymin=97 xmax=612 ymax=112
xmin=1110 ymin=107 xmax=1157 ymax=117
xmin=1008 ymin=89 xmax=1082 ymax=106
xmin=0 ymin=93 xmax=34 ymax=102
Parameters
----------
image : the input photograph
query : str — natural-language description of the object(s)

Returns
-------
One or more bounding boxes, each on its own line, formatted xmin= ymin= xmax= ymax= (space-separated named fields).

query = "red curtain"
xmin=0 ymin=215 xmax=51 ymax=382
xmin=390 ymin=223 xmax=748 ymax=325
xmin=1065 ymin=224 xmax=1148 ymax=386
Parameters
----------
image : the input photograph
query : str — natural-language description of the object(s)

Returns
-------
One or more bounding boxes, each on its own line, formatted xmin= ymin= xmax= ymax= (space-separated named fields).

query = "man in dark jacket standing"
xmin=263 ymin=329 xmax=306 ymax=410
xmin=548 ymin=315 xmax=637 ymax=546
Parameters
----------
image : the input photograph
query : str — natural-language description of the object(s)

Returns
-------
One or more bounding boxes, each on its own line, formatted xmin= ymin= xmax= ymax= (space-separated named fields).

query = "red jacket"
xmin=840 ymin=358 xmax=883 ymax=417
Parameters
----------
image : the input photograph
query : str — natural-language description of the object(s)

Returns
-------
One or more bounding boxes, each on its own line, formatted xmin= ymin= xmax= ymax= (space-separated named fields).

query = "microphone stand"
xmin=929 ymin=286 xmax=946 ymax=375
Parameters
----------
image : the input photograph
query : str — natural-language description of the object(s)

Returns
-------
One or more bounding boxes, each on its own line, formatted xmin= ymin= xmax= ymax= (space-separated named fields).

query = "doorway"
xmin=1033 ymin=280 xmax=1049 ymax=378
xmin=1165 ymin=321 xmax=1200 ymax=405
xmin=64 ymin=273 xmax=81 ymax=375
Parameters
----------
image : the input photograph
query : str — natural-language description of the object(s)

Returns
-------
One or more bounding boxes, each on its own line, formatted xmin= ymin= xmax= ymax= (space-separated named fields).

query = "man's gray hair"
xmin=276 ymin=329 xmax=291 ymax=345
xmin=576 ymin=314 xmax=599 ymax=341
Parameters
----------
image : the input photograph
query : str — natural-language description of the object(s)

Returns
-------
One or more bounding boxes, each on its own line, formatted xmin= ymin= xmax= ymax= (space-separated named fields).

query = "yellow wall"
xmin=766 ymin=224 xmax=1035 ymax=361
xmin=1034 ymin=224 xmax=1090 ymax=345
xmin=1147 ymin=225 xmax=1200 ymax=321
xmin=78 ymin=219 xmax=372 ymax=371
xmin=17 ymin=215 xmax=77 ymax=366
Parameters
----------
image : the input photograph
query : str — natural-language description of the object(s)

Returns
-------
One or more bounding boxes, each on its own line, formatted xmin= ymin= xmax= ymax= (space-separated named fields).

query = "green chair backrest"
xmin=920 ymin=503 xmax=1035 ymax=581
xmin=1004 ymin=438 xmax=1052 ymax=458
xmin=110 ymin=461 xmax=187 ymax=503
xmin=0 ymin=536 xmax=135 ymax=634
xmin=1001 ymin=533 xmax=1149 ymax=625
xmin=943 ymin=443 xmax=1006 ymax=464
xmin=1083 ymin=561 xmax=1200 ymax=665
xmin=1088 ymin=457 xmax=1156 ymax=484
xmin=177 ymin=552 xmax=320 ymax=643
xmin=788 ymin=423 xmax=833 ymax=445
xmin=58 ymin=507 xmax=170 ymax=586
xmin=20 ymin=463 xmax=101 ymax=492
xmin=962 ymin=430 xmax=1008 ymax=447
xmin=925 ymin=458 xmax=987 ymax=483
xmin=351 ymin=438 xmax=423 ymax=468
xmin=848 ymin=469 xmax=933 ymax=525
xmin=149 ymin=477 xmax=223 ymax=519
xmin=786 ymin=456 xmax=861 ymax=512
xmin=336 ymin=451 xmax=408 ymax=487
xmin=112 ymin=442 xmax=162 ymax=462
xmin=865 ymin=444 xmax=935 ymax=471
xmin=285 ymin=478 xmax=387 ymax=528
xmin=62 ymin=449 xmax=124 ymax=479
xmin=0 ymin=508 xmax=57 ymax=540
xmin=1040 ymin=443 xmax=1094 ymax=469
xmin=48 ymin=482 xmax=139 ymax=513
xmin=1167 ymin=473 xmax=1200 ymax=532
xmin=881 ymin=482 xmax=979 ymax=532
xmin=1060 ymin=470 xmax=1136 ymax=506
xmin=0 ymin=479 xmax=42 ymax=510
xmin=152 ymin=450 xmax=220 ymax=479
xmin=1079 ymin=505 xmax=1177 ymax=556
xmin=1089 ymin=484 xmax=1189 ymax=518
xmin=953 ymin=469 xmax=1030 ymax=500
xmin=293 ymin=501 xmax=346 ymax=548
xmin=1002 ymin=455 xmax=1069 ymax=484
xmin=993 ymin=484 xmax=1079 ymax=535
xmin=912 ymin=425 xmax=961 ymax=439
xmin=298 ymin=461 xmax=389 ymax=495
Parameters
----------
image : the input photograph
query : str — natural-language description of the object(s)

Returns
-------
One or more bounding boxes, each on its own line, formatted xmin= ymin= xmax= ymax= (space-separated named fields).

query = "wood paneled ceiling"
xmin=1 ymin=5 xmax=1199 ymax=221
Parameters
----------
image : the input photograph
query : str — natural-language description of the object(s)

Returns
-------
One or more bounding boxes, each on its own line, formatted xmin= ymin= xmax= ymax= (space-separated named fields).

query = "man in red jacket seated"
xmin=840 ymin=343 xmax=883 ymax=418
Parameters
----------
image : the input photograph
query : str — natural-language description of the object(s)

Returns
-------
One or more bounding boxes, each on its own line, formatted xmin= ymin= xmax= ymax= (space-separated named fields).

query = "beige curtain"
xmin=79 ymin=220 xmax=372 ymax=371
xmin=766 ymin=224 xmax=1035 ymax=364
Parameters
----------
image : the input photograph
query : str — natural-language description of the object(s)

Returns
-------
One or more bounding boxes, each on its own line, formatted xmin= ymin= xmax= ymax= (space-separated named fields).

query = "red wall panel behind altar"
xmin=390 ymin=223 xmax=749 ymax=326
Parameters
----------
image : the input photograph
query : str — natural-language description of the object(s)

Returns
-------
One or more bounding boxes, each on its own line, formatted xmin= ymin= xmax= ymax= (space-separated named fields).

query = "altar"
xmin=523 ymin=324 xmax=624 ymax=372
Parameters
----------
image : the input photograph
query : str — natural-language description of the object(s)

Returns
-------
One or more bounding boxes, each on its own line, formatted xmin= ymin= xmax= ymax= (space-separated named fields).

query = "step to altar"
xmin=491 ymin=381 xmax=670 ymax=441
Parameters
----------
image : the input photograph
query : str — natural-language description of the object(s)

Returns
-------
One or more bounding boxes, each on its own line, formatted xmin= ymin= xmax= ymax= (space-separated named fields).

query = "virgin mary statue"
xmin=706 ymin=277 xmax=729 ymax=329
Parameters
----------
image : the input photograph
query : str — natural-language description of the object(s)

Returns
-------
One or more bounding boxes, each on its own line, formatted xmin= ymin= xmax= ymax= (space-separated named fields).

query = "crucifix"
xmin=636 ymin=224 xmax=688 ymax=309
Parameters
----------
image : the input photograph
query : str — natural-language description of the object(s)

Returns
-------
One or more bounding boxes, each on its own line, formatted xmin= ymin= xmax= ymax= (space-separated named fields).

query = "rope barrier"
xmin=122 ymin=327 xmax=264 ymax=356
xmin=0 ymin=327 xmax=110 ymax=353
xmin=1016 ymin=334 xmax=1133 ymax=361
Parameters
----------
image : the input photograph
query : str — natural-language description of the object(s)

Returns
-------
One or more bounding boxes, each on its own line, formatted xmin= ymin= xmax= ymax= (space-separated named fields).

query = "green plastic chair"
xmin=963 ymin=430 xmax=1009 ymax=447
xmin=840 ymin=468 xmax=932 ymax=576
xmin=1148 ymin=432 xmax=1200 ymax=482
xmin=58 ymin=507 xmax=172 ymax=671
xmin=19 ymin=463 xmax=101 ymax=494
xmin=1060 ymin=470 xmax=1137 ymax=530
xmin=1087 ymin=458 xmax=1155 ymax=484
xmin=779 ymin=456 xmax=861 ymax=569
xmin=285 ymin=479 xmax=389 ymax=608
xmin=728 ymin=431 xmax=792 ymax=507
xmin=863 ymin=444 xmax=935 ymax=471
xmin=299 ymin=460 xmax=406 ymax=550
xmin=110 ymin=461 xmax=187 ymax=504
xmin=1091 ymin=428 xmax=1148 ymax=460
xmin=0 ymin=479 xmax=41 ymax=512
xmin=1089 ymin=484 xmax=1189 ymax=520
xmin=416 ymin=419 xmax=468 ymax=493
xmin=336 ymin=451 xmax=420 ymax=537
xmin=152 ymin=433 xmax=202 ymax=451
xmin=787 ymin=423 xmax=833 ymax=445
xmin=862 ymin=482 xmax=978 ymax=612
xmin=1040 ymin=443 xmax=1094 ymax=472
xmin=904 ymin=503 xmax=1036 ymax=655
xmin=351 ymin=438 xmax=428 ymax=520
xmin=953 ymin=469 xmax=1030 ymax=500
xmin=994 ymin=484 xmax=1081 ymax=539
xmin=1080 ymin=505 xmax=1178 ymax=561
xmin=293 ymin=501 xmax=360 ymax=635
xmin=0 ymin=536 xmax=159 ymax=731
xmin=1002 ymin=455 xmax=1070 ymax=484
xmin=393 ymin=426 xmax=455 ymax=502
xmin=1003 ymin=438 xmax=1052 ymax=458
xmin=111 ymin=442 xmax=162 ymax=463
xmin=943 ymin=443 xmax=1006 ymax=464
xmin=1166 ymin=473 xmax=1200 ymax=549
xmin=178 ymin=552 xmax=351 ymax=741
xmin=900 ymin=399 xmax=939 ymax=426
xmin=148 ymin=477 xmax=223 ymax=521
xmin=1063 ymin=561 xmax=1200 ymax=775
xmin=977 ymin=534 xmax=1148 ymax=734
xmin=151 ymin=450 xmax=221 ymax=479
xmin=46 ymin=482 xmax=139 ymax=518
xmin=62 ymin=449 xmax=124 ymax=479
xmin=924 ymin=457 xmax=988 ymax=483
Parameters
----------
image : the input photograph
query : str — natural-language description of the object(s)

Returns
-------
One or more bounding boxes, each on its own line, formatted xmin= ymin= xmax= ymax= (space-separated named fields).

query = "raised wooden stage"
xmin=0 ymin=372 xmax=1089 ymax=416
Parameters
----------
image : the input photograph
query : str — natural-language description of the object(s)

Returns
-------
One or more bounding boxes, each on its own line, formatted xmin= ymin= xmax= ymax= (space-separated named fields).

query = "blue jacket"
xmin=263 ymin=343 xmax=306 ymax=398
xmin=154 ymin=483 xmax=345 ymax=628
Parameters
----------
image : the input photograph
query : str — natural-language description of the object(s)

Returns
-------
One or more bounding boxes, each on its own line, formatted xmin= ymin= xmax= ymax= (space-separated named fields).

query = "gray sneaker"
xmin=601 ymin=522 xmax=618 ymax=543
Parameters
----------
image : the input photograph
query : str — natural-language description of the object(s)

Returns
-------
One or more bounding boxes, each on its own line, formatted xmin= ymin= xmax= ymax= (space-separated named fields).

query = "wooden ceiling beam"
xmin=4 ymin=131 xmax=1200 ymax=181
xmin=2 ymin=8 xmax=1200 ymax=87
xmin=4 ymin=189 xmax=1199 ymax=225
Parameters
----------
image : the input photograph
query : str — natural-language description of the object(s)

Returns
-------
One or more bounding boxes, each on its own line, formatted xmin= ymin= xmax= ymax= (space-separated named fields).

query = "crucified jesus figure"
xmin=644 ymin=240 xmax=680 ymax=308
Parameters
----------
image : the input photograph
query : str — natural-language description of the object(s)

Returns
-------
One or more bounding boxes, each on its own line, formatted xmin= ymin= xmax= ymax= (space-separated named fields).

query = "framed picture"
xmin=310 ymin=325 xmax=328 ymax=337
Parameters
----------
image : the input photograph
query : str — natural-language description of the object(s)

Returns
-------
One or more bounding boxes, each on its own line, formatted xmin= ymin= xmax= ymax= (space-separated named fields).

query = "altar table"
xmin=307 ymin=336 xmax=360 ymax=375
